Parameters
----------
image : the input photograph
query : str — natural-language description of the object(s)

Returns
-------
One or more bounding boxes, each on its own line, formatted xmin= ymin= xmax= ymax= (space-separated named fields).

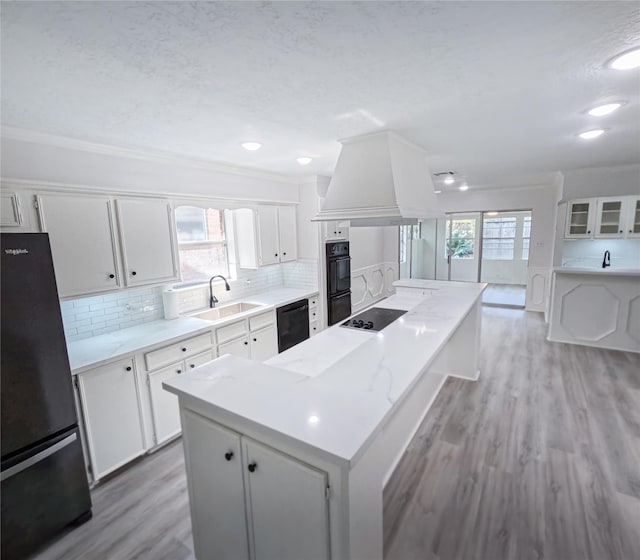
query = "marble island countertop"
xmin=67 ymin=287 xmax=317 ymax=374
xmin=164 ymin=281 xmax=485 ymax=466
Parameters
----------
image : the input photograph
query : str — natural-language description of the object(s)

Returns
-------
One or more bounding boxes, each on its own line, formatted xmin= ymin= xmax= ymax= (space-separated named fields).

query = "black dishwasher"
xmin=276 ymin=299 xmax=310 ymax=353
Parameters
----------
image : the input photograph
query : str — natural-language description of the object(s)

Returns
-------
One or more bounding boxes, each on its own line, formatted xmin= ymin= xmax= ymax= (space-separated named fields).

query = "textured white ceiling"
xmin=2 ymin=1 xmax=639 ymax=190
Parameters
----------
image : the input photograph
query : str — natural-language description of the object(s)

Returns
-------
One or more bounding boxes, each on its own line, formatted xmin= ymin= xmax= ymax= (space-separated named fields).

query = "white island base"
xmin=164 ymin=280 xmax=486 ymax=560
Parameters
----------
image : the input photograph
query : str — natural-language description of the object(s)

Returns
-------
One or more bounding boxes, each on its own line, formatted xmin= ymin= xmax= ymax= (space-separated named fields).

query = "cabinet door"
xmin=595 ymin=197 xmax=625 ymax=237
xmin=76 ymin=358 xmax=145 ymax=480
xmin=181 ymin=410 xmax=249 ymax=560
xmin=256 ymin=206 xmax=279 ymax=266
xmin=38 ymin=194 xmax=120 ymax=297
xmin=625 ymin=197 xmax=640 ymax=237
xmin=565 ymin=199 xmax=595 ymax=238
xmin=249 ymin=325 xmax=278 ymax=362
xmin=218 ymin=336 xmax=251 ymax=359
xmin=244 ymin=439 xmax=330 ymax=560
xmin=148 ymin=362 xmax=184 ymax=446
xmin=277 ymin=206 xmax=297 ymax=263
xmin=116 ymin=199 xmax=178 ymax=286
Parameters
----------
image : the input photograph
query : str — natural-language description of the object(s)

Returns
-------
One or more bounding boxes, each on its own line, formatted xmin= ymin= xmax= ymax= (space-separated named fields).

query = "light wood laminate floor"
xmin=33 ymin=307 xmax=640 ymax=560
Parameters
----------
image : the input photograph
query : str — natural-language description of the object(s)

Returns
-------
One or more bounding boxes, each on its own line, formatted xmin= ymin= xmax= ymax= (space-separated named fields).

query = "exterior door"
xmin=446 ymin=213 xmax=481 ymax=282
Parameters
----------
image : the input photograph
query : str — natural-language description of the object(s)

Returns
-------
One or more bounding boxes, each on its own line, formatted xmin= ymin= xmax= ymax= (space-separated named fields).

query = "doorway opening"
xmin=399 ymin=210 xmax=532 ymax=309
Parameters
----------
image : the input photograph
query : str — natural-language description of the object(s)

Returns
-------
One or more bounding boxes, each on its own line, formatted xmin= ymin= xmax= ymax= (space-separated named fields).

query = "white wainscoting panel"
xmin=352 ymin=261 xmax=399 ymax=314
xmin=525 ymin=267 xmax=550 ymax=314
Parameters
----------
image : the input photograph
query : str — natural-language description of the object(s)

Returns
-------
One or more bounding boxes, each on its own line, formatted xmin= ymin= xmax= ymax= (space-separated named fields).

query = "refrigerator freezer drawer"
xmin=1 ymin=427 xmax=91 ymax=559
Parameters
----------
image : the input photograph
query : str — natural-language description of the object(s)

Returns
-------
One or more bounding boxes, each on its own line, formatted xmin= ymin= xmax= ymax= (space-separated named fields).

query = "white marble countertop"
xmin=164 ymin=281 xmax=485 ymax=466
xmin=67 ymin=287 xmax=317 ymax=374
xmin=553 ymin=267 xmax=640 ymax=277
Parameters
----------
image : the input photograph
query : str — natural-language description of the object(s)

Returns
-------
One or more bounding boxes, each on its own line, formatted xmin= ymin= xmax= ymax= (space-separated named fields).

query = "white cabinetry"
xmin=625 ymin=197 xmax=640 ymax=238
xmin=144 ymin=332 xmax=215 ymax=446
xmin=323 ymin=220 xmax=349 ymax=241
xmin=565 ymin=198 xmax=596 ymax=238
xmin=75 ymin=358 xmax=145 ymax=480
xmin=115 ymin=199 xmax=178 ymax=285
xmin=0 ymin=192 xmax=23 ymax=227
xmin=182 ymin=409 xmax=330 ymax=560
xmin=235 ymin=206 xmax=297 ymax=267
xmin=37 ymin=193 xmax=178 ymax=298
xmin=216 ymin=311 xmax=278 ymax=361
xmin=566 ymin=196 xmax=640 ymax=239
xmin=309 ymin=294 xmax=319 ymax=335
xmin=38 ymin=194 xmax=121 ymax=297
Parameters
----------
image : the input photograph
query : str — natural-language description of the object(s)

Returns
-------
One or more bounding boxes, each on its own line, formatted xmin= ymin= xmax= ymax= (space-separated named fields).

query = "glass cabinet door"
xmin=565 ymin=199 xmax=594 ymax=238
xmin=595 ymin=198 xmax=624 ymax=237
xmin=628 ymin=198 xmax=640 ymax=237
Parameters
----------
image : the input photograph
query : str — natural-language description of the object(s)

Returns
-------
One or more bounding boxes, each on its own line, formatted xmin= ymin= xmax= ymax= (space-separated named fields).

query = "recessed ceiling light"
xmin=459 ymin=185 xmax=469 ymax=191
xmin=241 ymin=141 xmax=262 ymax=151
xmin=578 ymin=129 xmax=606 ymax=140
xmin=587 ymin=103 xmax=622 ymax=116
xmin=608 ymin=47 xmax=640 ymax=70
xmin=296 ymin=157 xmax=312 ymax=165
xmin=434 ymin=190 xmax=442 ymax=194
xmin=443 ymin=176 xmax=455 ymax=185
xmin=486 ymin=211 xmax=499 ymax=216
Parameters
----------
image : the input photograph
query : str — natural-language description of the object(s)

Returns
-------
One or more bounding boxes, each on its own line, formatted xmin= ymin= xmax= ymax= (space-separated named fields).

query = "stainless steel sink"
xmin=192 ymin=302 xmax=262 ymax=321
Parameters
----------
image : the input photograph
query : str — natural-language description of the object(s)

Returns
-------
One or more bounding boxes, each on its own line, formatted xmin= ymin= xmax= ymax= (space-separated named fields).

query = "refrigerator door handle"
xmin=1 ymin=433 xmax=77 ymax=482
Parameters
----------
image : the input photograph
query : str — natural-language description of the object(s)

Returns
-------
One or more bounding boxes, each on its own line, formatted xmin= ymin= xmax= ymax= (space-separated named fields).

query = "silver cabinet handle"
xmin=1 ymin=433 xmax=77 ymax=482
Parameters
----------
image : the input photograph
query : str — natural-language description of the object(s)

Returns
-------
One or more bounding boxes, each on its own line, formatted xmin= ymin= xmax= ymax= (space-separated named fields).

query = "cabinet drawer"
xmin=216 ymin=319 xmax=248 ymax=345
xmin=309 ymin=307 xmax=319 ymax=322
xmin=186 ymin=350 xmax=217 ymax=371
xmin=310 ymin=321 xmax=319 ymax=336
xmin=145 ymin=332 xmax=213 ymax=371
xmin=249 ymin=310 xmax=275 ymax=332
xmin=309 ymin=295 xmax=318 ymax=309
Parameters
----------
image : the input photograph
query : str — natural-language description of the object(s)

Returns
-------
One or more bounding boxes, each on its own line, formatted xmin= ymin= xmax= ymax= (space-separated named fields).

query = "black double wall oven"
xmin=326 ymin=241 xmax=352 ymax=325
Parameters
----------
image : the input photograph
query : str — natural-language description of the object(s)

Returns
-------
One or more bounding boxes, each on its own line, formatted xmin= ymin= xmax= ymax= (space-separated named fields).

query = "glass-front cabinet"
xmin=566 ymin=196 xmax=640 ymax=239
xmin=628 ymin=197 xmax=640 ymax=238
xmin=595 ymin=197 xmax=625 ymax=237
xmin=565 ymin=199 xmax=596 ymax=238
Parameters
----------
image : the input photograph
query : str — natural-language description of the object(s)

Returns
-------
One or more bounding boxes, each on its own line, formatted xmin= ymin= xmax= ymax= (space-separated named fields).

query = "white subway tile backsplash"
xmin=61 ymin=285 xmax=164 ymax=342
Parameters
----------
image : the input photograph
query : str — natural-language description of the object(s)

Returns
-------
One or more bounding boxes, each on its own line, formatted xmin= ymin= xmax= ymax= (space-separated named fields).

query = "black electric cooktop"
xmin=340 ymin=307 xmax=408 ymax=332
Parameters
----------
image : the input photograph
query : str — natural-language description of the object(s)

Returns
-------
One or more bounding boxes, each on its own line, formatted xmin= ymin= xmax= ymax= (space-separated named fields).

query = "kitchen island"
xmin=548 ymin=267 xmax=640 ymax=352
xmin=164 ymin=279 xmax=486 ymax=560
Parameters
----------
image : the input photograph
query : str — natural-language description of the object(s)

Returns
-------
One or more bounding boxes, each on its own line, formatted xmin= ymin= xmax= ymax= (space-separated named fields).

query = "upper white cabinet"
xmin=115 ymin=199 xmax=178 ymax=286
xmin=565 ymin=196 xmax=640 ymax=239
xmin=235 ymin=206 xmax=297 ymax=268
xmin=37 ymin=193 xmax=179 ymax=297
xmin=0 ymin=192 xmax=23 ymax=227
xmin=38 ymin=194 xmax=121 ymax=297
xmin=565 ymin=198 xmax=596 ymax=238
xmin=625 ymin=197 xmax=640 ymax=238
xmin=595 ymin=197 xmax=625 ymax=237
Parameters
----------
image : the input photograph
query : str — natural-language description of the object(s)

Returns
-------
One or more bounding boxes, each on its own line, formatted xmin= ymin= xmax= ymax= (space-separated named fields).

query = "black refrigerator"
xmin=1 ymin=233 xmax=91 ymax=559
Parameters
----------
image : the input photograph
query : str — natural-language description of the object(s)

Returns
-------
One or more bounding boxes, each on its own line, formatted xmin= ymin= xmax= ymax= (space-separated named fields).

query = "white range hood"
xmin=314 ymin=130 xmax=441 ymax=227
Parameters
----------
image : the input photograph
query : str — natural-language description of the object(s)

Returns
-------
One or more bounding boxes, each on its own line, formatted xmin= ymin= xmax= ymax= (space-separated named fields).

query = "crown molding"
xmin=1 ymin=126 xmax=304 ymax=185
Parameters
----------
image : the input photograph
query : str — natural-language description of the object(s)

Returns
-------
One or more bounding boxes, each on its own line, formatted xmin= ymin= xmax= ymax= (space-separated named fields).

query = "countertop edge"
xmin=68 ymin=287 xmax=318 ymax=374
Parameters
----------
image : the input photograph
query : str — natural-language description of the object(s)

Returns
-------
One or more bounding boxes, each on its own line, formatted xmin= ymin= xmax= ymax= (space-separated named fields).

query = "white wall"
xmin=1 ymin=132 xmax=299 ymax=202
xmin=562 ymin=164 xmax=640 ymax=200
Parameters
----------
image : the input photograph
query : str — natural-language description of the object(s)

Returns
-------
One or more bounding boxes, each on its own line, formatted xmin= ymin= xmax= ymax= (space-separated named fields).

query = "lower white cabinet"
xmin=248 ymin=325 xmax=278 ymax=361
xmin=216 ymin=311 xmax=278 ymax=361
xmin=182 ymin=409 xmax=330 ymax=560
xmin=75 ymin=358 xmax=145 ymax=480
